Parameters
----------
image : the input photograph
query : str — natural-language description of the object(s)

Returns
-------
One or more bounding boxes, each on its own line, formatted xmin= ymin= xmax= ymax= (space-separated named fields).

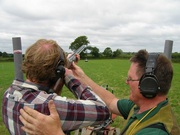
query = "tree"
xmin=103 ymin=47 xmax=113 ymax=58
xmin=90 ymin=46 xmax=100 ymax=58
xmin=69 ymin=36 xmax=90 ymax=51
xmin=2 ymin=52 xmax=8 ymax=57
xmin=69 ymin=36 xmax=90 ymax=58
xmin=113 ymin=49 xmax=123 ymax=57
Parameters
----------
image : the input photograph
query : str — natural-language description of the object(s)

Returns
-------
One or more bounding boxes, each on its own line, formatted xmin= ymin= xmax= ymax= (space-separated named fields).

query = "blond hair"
xmin=22 ymin=39 xmax=67 ymax=84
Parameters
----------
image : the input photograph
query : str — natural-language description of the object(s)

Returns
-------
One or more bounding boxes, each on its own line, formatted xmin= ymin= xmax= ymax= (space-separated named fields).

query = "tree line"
xmin=1 ymin=36 xmax=180 ymax=62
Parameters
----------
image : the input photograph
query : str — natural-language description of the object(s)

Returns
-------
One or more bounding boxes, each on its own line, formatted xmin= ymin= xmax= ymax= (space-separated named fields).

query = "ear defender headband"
xmin=55 ymin=49 xmax=65 ymax=79
xmin=139 ymin=53 xmax=161 ymax=98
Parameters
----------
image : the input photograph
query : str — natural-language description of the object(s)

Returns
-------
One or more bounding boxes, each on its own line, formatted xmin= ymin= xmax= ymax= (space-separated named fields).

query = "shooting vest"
xmin=122 ymin=103 xmax=180 ymax=135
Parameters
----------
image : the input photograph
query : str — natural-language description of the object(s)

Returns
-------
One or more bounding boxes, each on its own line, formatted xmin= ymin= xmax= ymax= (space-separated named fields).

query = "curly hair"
xmin=22 ymin=39 xmax=67 ymax=84
xmin=130 ymin=49 xmax=173 ymax=95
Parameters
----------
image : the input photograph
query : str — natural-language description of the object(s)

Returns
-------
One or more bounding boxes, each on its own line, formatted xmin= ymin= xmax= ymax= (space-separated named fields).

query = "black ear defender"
xmin=55 ymin=64 xmax=65 ymax=78
xmin=55 ymin=49 xmax=65 ymax=79
xmin=139 ymin=53 xmax=161 ymax=98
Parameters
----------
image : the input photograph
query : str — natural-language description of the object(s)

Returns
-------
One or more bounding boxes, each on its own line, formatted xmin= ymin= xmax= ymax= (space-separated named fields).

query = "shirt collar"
xmin=13 ymin=79 xmax=40 ymax=91
xmin=132 ymin=99 xmax=168 ymax=121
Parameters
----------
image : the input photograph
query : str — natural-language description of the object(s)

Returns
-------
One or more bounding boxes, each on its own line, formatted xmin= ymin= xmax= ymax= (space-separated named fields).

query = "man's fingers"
xmin=74 ymin=54 xmax=80 ymax=63
xmin=48 ymin=100 xmax=59 ymax=118
xmin=20 ymin=111 xmax=41 ymax=135
xmin=71 ymin=62 xmax=77 ymax=69
xmin=19 ymin=115 xmax=27 ymax=125
xmin=19 ymin=115 xmax=35 ymax=132
xmin=21 ymin=126 xmax=36 ymax=135
xmin=20 ymin=107 xmax=38 ymax=125
xmin=23 ymin=106 xmax=40 ymax=119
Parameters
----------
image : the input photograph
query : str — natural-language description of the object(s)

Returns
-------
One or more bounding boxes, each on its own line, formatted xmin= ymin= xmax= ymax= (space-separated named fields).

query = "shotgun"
xmin=53 ymin=45 xmax=87 ymax=94
xmin=67 ymin=45 xmax=87 ymax=68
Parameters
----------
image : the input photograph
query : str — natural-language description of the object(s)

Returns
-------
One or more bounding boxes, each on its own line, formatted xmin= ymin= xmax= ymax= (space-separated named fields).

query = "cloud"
xmin=0 ymin=0 xmax=180 ymax=53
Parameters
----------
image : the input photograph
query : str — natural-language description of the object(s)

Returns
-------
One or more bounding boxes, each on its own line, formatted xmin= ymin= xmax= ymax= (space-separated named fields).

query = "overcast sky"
xmin=0 ymin=0 xmax=180 ymax=53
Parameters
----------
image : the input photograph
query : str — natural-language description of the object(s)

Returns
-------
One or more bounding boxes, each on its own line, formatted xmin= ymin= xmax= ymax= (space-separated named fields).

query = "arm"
xmin=70 ymin=62 xmax=121 ymax=115
xmin=19 ymin=100 xmax=64 ymax=135
xmin=54 ymin=68 xmax=110 ymax=131
xmin=19 ymin=68 xmax=110 ymax=132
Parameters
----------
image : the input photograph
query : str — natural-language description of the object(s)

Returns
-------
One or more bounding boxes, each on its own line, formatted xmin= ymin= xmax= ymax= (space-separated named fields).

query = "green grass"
xmin=0 ymin=60 xmax=180 ymax=134
xmin=0 ymin=62 xmax=15 ymax=134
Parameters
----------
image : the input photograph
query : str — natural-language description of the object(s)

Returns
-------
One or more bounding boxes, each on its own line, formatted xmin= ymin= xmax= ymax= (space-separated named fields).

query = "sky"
xmin=0 ymin=0 xmax=180 ymax=54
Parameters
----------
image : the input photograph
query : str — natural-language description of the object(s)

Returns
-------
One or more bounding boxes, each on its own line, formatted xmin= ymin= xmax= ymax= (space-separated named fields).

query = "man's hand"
xmin=67 ymin=53 xmax=80 ymax=68
xmin=19 ymin=100 xmax=64 ymax=135
xmin=68 ymin=62 xmax=87 ymax=84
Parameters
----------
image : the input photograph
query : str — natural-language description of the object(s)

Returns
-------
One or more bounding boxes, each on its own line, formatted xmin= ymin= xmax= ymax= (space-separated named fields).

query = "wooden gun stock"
xmin=53 ymin=78 xmax=65 ymax=95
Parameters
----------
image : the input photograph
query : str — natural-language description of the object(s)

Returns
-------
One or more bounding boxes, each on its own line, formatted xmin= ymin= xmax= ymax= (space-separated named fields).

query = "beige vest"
xmin=123 ymin=103 xmax=180 ymax=135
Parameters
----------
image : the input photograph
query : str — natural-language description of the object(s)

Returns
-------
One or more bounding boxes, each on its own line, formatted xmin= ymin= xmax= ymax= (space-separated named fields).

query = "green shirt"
xmin=117 ymin=99 xmax=169 ymax=135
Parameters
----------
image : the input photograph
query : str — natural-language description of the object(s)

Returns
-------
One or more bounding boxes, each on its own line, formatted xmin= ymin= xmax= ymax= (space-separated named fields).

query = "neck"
xmin=26 ymin=79 xmax=49 ymax=87
xmin=138 ymin=95 xmax=166 ymax=114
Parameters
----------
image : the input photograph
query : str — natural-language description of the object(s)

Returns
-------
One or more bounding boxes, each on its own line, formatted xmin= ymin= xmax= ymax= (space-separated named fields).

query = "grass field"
xmin=0 ymin=59 xmax=179 ymax=134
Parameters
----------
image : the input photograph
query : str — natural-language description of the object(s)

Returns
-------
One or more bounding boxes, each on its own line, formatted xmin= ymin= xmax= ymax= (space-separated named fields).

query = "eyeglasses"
xmin=126 ymin=77 xmax=140 ymax=82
